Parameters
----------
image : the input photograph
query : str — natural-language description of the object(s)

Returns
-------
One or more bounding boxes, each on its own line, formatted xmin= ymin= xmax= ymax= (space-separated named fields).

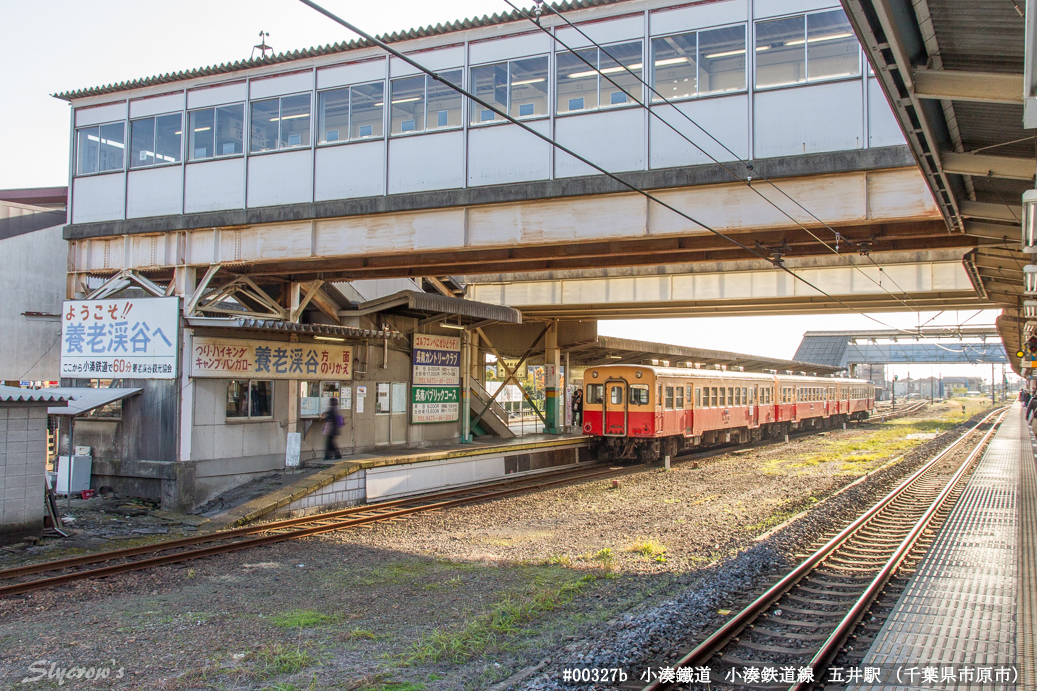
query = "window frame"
xmin=249 ymin=92 xmax=313 ymax=155
xmin=130 ymin=112 xmax=183 ymax=169
xmin=469 ymin=56 xmax=550 ymax=126
xmin=388 ymin=69 xmax=464 ymax=137
xmin=225 ymin=379 xmax=274 ymax=421
xmin=630 ymin=384 xmax=650 ymax=406
xmin=316 ymin=80 xmax=387 ymax=146
xmin=74 ymin=121 xmax=126 ymax=177
xmin=664 ymin=385 xmax=675 ymax=410
xmin=650 ymin=23 xmax=748 ymax=105
xmin=557 ymin=39 xmax=645 ymax=116
xmin=586 ymin=383 xmax=604 ymax=405
xmin=187 ymin=103 xmax=246 ymax=162
xmin=753 ymin=9 xmax=861 ymax=91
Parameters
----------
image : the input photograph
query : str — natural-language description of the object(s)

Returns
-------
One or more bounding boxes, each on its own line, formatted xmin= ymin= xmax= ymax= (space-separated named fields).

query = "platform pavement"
xmin=202 ymin=433 xmax=588 ymax=529
xmin=847 ymin=403 xmax=1036 ymax=690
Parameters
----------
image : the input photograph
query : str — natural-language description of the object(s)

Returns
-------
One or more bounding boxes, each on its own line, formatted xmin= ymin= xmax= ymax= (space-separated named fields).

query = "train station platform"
xmin=850 ymin=403 xmax=1036 ymax=690
xmin=204 ymin=433 xmax=591 ymax=528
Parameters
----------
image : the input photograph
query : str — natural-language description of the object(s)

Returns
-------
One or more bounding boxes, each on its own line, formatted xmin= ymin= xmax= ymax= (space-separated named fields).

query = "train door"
xmin=603 ymin=378 xmax=627 ymax=436
xmin=751 ymin=385 xmax=760 ymax=427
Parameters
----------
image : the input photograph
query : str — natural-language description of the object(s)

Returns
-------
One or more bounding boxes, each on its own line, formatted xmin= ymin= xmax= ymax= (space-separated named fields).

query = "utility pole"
xmin=991 ymin=362 xmax=995 ymax=404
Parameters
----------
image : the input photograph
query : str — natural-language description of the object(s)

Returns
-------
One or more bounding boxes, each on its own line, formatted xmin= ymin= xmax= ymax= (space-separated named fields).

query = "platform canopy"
xmin=843 ymin=0 xmax=1029 ymax=371
xmin=559 ymin=336 xmax=843 ymax=375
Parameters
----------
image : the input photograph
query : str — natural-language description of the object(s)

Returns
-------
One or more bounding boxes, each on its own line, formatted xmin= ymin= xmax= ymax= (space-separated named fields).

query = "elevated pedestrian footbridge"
xmin=57 ymin=0 xmax=986 ymax=305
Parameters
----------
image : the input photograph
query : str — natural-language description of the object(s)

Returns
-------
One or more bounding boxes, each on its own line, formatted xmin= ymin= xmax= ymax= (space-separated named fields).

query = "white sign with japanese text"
xmin=61 ymin=298 xmax=179 ymax=379
xmin=190 ymin=337 xmax=353 ymax=380
xmin=411 ymin=333 xmax=461 ymax=423
xmin=412 ymin=333 xmax=461 ymax=386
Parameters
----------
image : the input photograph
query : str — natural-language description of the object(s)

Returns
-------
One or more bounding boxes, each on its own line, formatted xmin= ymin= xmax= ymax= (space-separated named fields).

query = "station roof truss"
xmin=842 ymin=0 xmax=1030 ymax=370
xmin=552 ymin=336 xmax=843 ymax=375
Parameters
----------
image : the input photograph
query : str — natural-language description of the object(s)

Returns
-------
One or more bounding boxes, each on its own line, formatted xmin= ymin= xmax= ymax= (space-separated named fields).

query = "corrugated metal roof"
xmin=186 ymin=317 xmax=400 ymax=339
xmin=0 ymin=386 xmax=69 ymax=405
xmin=42 ymin=387 xmax=142 ymax=416
xmin=54 ymin=0 xmax=630 ymax=101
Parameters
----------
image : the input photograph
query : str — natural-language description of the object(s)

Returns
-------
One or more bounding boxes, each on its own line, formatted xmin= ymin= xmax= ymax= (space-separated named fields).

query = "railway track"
xmin=0 ymin=461 xmax=620 ymax=598
xmin=0 ymin=403 xmax=934 ymax=600
xmin=642 ymin=407 xmax=1005 ymax=691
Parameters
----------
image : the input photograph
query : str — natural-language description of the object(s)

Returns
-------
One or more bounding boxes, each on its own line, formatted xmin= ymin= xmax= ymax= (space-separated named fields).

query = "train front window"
xmin=630 ymin=385 xmax=650 ymax=405
xmin=610 ymin=387 xmax=624 ymax=405
xmin=586 ymin=384 xmax=603 ymax=404
xmin=665 ymin=386 xmax=674 ymax=409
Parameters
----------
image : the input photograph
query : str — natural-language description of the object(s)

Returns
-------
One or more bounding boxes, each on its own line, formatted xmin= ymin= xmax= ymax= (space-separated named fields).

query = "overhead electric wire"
xmin=296 ymin=0 xmax=909 ymax=332
xmin=510 ymin=0 xmax=925 ymax=311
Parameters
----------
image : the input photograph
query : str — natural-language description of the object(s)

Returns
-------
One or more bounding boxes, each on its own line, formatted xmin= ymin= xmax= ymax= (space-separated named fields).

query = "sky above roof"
xmin=1 ymin=0 xmax=505 ymax=190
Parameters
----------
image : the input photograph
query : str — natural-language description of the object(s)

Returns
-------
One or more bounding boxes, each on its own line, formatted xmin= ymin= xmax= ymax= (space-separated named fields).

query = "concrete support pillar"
xmin=179 ymin=329 xmax=194 ymax=462
xmin=545 ymin=320 xmax=561 ymax=434
xmin=469 ymin=332 xmax=483 ymax=386
xmin=460 ymin=331 xmax=471 ymax=444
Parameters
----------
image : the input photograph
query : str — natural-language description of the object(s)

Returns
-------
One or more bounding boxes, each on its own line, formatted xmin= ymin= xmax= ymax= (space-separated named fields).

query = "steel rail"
xmin=789 ymin=407 xmax=1008 ymax=690
xmin=3 ymin=410 xmax=884 ymax=585
xmin=642 ymin=407 xmax=1004 ymax=691
xmin=1 ymin=405 xmax=918 ymax=598
xmin=0 ymin=464 xmax=620 ymax=597
xmin=0 ymin=461 xmax=612 ymax=582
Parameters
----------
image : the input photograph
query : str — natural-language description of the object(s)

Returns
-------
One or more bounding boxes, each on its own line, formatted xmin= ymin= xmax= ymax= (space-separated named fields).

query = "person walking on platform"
xmin=322 ymin=397 xmax=344 ymax=460
xmin=1027 ymin=393 xmax=1037 ymax=423
xmin=571 ymin=387 xmax=584 ymax=429
xmin=1021 ymin=389 xmax=1031 ymax=405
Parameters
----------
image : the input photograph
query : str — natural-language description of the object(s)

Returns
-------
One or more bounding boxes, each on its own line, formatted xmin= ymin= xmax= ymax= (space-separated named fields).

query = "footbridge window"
xmin=250 ymin=93 xmax=312 ymax=152
xmin=558 ymin=41 xmax=642 ymax=114
xmin=470 ymin=57 xmax=548 ymax=124
xmin=319 ymin=81 xmax=384 ymax=143
xmin=130 ymin=113 xmax=182 ymax=168
xmin=188 ymin=103 xmax=244 ymax=160
xmin=652 ymin=25 xmax=746 ymax=102
xmin=391 ymin=70 xmax=463 ymax=135
xmin=75 ymin=122 xmax=125 ymax=175
xmin=755 ymin=9 xmax=860 ymax=89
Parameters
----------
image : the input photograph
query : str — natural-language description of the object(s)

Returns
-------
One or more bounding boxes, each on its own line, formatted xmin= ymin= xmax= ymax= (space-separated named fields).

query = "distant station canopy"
xmin=794 ymin=328 xmax=1009 ymax=368
xmin=528 ymin=336 xmax=843 ymax=375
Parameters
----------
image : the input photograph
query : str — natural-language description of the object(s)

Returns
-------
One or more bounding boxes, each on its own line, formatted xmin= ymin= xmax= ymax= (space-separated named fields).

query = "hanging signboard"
xmin=191 ymin=337 xmax=353 ymax=379
xmin=411 ymin=385 xmax=460 ymax=423
xmin=412 ymin=334 xmax=461 ymax=385
xmin=61 ymin=298 xmax=179 ymax=379
xmin=411 ymin=333 xmax=460 ymax=423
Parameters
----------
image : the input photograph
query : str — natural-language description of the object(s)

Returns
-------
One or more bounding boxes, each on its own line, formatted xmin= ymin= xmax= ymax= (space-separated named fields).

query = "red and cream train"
xmin=582 ymin=364 xmax=875 ymax=461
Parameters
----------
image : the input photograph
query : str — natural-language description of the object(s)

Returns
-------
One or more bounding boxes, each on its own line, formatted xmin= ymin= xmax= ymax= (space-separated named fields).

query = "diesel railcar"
xmin=582 ymin=365 xmax=875 ymax=462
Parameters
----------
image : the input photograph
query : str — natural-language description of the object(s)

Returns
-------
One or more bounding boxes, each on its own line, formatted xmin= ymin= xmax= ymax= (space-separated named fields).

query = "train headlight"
xmin=591 ymin=370 xmax=598 ymax=378
xmin=635 ymin=371 xmax=643 ymax=378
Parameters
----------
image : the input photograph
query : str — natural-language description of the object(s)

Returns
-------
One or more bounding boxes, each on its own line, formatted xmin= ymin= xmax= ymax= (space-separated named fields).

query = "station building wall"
xmin=65 ymin=0 xmax=906 ymax=231
xmin=60 ymin=317 xmax=464 ymax=510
